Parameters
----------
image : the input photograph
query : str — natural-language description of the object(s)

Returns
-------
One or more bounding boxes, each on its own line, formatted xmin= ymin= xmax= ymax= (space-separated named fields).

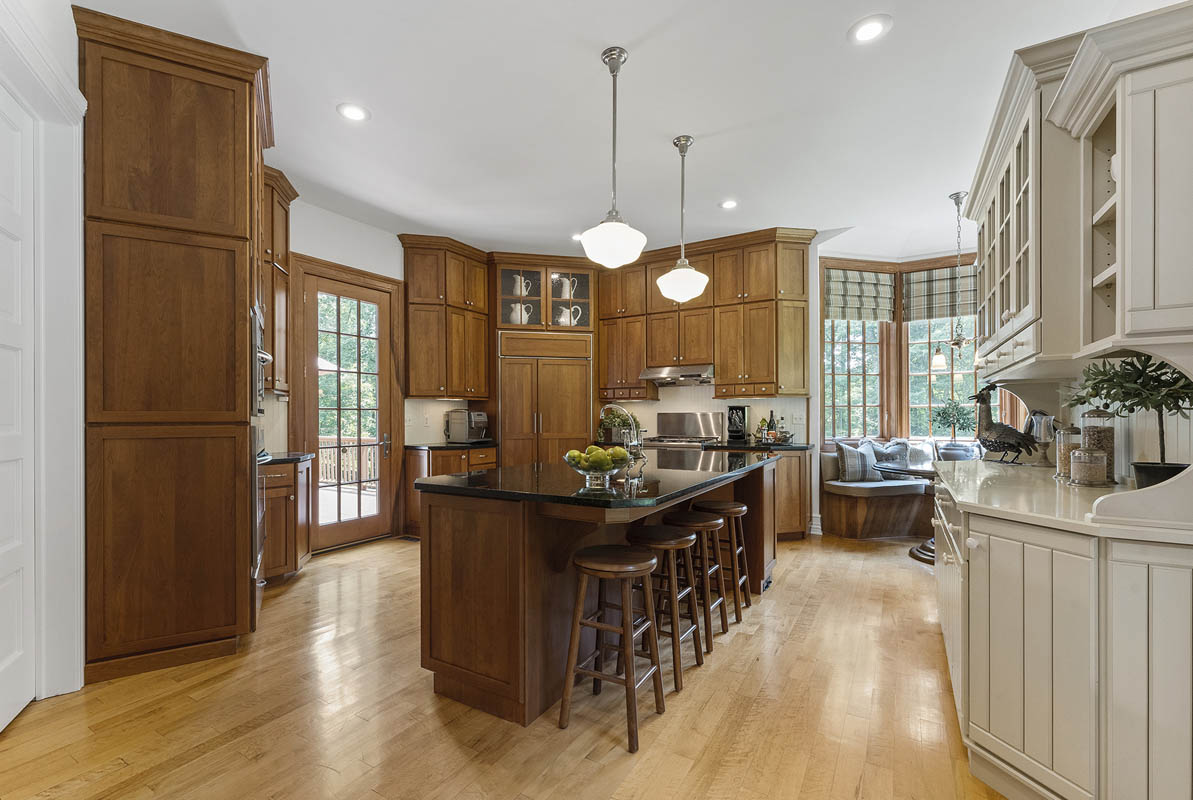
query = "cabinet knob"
xmin=289 ymin=495 xmax=295 ymax=501
xmin=779 ymin=385 xmax=784 ymax=389
xmin=673 ymin=356 xmax=677 ymax=361
xmin=679 ymin=356 xmax=684 ymax=360
xmin=440 ymin=295 xmax=444 ymax=299
xmin=439 ymin=386 xmax=445 ymax=391
xmin=737 ymin=293 xmax=742 ymax=298
xmin=744 ymin=374 xmax=749 ymax=379
xmin=779 ymin=289 xmax=784 ymax=294
xmin=966 ymin=537 xmax=980 ymax=550
xmin=461 ymin=454 xmax=466 ymax=459
xmin=743 ymin=293 xmax=749 ymax=298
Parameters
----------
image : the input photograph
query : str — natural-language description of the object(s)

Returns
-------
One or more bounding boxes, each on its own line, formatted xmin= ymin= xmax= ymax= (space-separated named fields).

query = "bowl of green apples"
xmin=564 ymin=445 xmax=635 ymax=488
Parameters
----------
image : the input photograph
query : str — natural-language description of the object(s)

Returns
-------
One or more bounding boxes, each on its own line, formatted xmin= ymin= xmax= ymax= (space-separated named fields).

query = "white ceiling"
xmin=76 ymin=0 xmax=1172 ymax=259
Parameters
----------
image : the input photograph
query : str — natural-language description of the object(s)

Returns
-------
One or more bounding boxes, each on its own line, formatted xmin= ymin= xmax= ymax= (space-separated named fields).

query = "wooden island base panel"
xmin=417 ymin=454 xmax=776 ymax=725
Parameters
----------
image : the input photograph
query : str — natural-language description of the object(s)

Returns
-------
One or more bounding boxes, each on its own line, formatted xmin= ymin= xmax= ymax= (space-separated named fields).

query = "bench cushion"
xmin=824 ymin=479 xmax=926 ymax=497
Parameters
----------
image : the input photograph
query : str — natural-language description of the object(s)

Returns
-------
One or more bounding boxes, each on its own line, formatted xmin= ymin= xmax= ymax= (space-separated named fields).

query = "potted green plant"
xmin=1065 ymin=354 xmax=1193 ymax=488
xmin=932 ymin=397 xmax=977 ymax=456
xmin=599 ymin=407 xmax=641 ymax=444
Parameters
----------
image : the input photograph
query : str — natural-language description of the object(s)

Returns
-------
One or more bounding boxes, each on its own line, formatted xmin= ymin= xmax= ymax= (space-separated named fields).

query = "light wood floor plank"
xmin=0 ymin=535 xmax=1001 ymax=800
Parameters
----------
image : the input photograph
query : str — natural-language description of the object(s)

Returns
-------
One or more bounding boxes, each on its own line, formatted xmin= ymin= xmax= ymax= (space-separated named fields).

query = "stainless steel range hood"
xmin=639 ymin=364 xmax=714 ymax=385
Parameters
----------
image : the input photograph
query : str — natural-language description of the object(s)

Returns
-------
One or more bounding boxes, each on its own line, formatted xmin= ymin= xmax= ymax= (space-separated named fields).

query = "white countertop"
xmin=934 ymin=460 xmax=1135 ymax=535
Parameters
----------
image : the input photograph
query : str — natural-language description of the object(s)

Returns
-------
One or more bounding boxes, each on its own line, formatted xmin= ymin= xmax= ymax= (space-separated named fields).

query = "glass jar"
xmin=1080 ymin=408 xmax=1116 ymax=483
xmin=1069 ymin=447 xmax=1111 ymax=487
xmin=1054 ymin=425 xmax=1081 ymax=480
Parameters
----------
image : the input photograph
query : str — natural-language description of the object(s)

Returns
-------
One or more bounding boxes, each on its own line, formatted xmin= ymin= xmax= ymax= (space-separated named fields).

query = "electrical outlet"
xmin=405 ymin=415 xmax=414 ymax=427
xmin=423 ymin=414 xmax=429 ymax=427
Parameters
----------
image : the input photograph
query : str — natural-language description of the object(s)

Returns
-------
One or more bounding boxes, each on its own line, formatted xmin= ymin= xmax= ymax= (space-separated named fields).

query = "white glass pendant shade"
xmin=579 ymin=217 xmax=647 ymax=269
xmin=657 ymin=259 xmax=708 ymax=303
xmin=931 ymin=346 xmax=948 ymax=371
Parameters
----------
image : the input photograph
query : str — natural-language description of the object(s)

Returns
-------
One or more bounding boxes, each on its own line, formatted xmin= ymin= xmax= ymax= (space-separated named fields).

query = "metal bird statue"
xmin=970 ymin=383 xmax=1038 ymax=463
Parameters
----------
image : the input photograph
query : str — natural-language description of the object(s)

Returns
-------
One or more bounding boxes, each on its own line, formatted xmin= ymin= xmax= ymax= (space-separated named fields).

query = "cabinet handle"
xmin=966 ymin=537 xmax=980 ymax=550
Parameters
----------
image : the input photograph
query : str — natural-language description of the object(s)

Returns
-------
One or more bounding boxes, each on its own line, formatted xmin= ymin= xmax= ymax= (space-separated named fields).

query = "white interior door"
xmin=0 ymin=81 xmax=36 ymax=731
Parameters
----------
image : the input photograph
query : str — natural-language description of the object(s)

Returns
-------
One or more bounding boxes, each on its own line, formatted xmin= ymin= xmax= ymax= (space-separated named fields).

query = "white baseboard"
xmin=809 ymin=514 xmax=822 ymax=535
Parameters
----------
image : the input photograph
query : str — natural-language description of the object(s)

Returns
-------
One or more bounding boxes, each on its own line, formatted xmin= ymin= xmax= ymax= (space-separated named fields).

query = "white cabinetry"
xmin=966 ymin=35 xmax=1083 ymax=384
xmin=966 ymin=518 xmax=1097 ymax=800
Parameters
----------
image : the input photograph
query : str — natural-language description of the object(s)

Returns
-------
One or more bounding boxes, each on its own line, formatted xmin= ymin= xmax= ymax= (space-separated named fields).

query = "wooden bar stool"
xmin=559 ymin=545 xmax=665 ymax=753
xmin=661 ymin=510 xmax=729 ymax=652
xmin=692 ymin=499 xmax=752 ymax=622
xmin=626 ymin=525 xmax=704 ymax=692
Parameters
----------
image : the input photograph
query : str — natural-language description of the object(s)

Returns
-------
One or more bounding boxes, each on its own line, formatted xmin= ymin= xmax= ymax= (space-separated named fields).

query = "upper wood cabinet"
xmin=716 ymin=243 xmax=806 ymax=305
xmin=85 ymin=222 xmax=251 ymax=423
xmin=742 ymin=244 xmax=776 ymax=302
xmin=80 ymin=40 xmax=253 ymax=238
xmin=742 ymin=301 xmax=776 ymax=384
xmin=598 ymin=315 xmax=655 ymax=399
xmin=647 ymin=308 xmax=713 ymax=367
xmin=262 ymin=167 xmax=297 ymax=395
xmin=495 ymin=263 xmax=594 ymax=330
xmin=400 ymin=237 xmax=492 ymax=397
xmin=713 ymin=299 xmax=807 ymax=398
xmin=406 ymin=248 xmax=446 ymax=304
xmin=776 ymin=300 xmax=809 ymax=395
xmin=714 ymin=249 xmax=744 ymax=305
xmin=445 ymin=252 xmax=488 ymax=312
xmin=598 ymin=264 xmax=646 ymax=318
xmin=714 ymin=304 xmax=744 ymax=384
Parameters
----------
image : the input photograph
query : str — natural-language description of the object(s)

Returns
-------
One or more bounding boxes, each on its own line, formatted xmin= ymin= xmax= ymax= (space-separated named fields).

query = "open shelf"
xmin=1092 ymin=192 xmax=1118 ymax=227
xmin=1092 ymin=263 xmax=1118 ymax=290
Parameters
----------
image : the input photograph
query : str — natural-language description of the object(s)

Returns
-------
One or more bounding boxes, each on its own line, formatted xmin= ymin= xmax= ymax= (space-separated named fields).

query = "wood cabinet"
xmin=598 ymin=315 xmax=656 ymax=399
xmin=714 ymin=304 xmax=744 ymax=384
xmin=775 ymin=450 xmax=810 ymax=538
xmin=495 ymin=263 xmax=594 ymax=331
xmin=713 ymin=300 xmax=805 ymax=398
xmin=261 ymin=459 xmax=312 ymax=579
xmin=77 ymin=6 xmax=270 ymax=679
xmin=401 ymin=239 xmax=491 ymax=399
xmin=86 ymin=425 xmax=251 ymax=660
xmin=446 ymin=308 xmax=488 ymax=398
xmin=403 ymin=446 xmax=500 ymax=537
xmin=499 ymin=356 xmax=591 ymax=468
xmin=261 ymin=167 xmax=297 ymax=395
xmin=85 ymin=222 xmax=251 ymax=423
xmin=445 ymin=252 xmax=488 ymax=312
xmin=647 ymin=308 xmax=713 ymax=368
xmin=598 ymin=264 xmax=646 ymax=318
xmin=715 ymin=242 xmax=806 ymax=305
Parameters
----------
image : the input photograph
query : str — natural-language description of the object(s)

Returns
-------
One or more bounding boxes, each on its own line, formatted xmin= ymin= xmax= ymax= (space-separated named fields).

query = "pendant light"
xmin=656 ymin=135 xmax=709 ymax=303
xmin=932 ymin=189 xmax=972 ymax=372
xmin=579 ymin=46 xmax=647 ymax=269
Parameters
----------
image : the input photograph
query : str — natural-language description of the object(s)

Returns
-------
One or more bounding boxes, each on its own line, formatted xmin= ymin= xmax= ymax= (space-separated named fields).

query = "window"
xmin=906 ymin=315 xmax=994 ymax=438
xmin=822 ymin=319 xmax=883 ymax=439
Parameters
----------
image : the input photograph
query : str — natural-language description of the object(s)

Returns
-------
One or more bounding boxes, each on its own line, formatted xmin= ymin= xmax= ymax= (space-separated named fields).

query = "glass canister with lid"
xmin=1055 ymin=425 xmax=1081 ymax=481
xmin=1069 ymin=447 xmax=1112 ymax=487
xmin=1080 ymin=408 xmax=1116 ymax=483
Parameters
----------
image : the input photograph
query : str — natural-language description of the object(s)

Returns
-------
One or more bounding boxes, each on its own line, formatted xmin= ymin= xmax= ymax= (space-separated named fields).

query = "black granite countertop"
xmin=414 ymin=451 xmax=776 ymax=507
xmin=405 ymin=441 xmax=496 ymax=451
xmin=702 ymin=441 xmax=813 ymax=452
xmin=264 ymin=452 xmax=315 ymax=464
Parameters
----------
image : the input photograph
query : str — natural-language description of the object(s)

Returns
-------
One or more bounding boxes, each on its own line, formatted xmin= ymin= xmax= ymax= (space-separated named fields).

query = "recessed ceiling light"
xmin=571 ymin=233 xmax=582 ymax=241
xmin=336 ymin=103 xmax=371 ymax=122
xmin=720 ymin=199 xmax=738 ymax=210
xmin=848 ymin=14 xmax=893 ymax=44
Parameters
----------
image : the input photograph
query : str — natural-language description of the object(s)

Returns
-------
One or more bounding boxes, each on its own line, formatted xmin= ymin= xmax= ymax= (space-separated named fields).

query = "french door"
xmin=305 ymin=275 xmax=394 ymax=550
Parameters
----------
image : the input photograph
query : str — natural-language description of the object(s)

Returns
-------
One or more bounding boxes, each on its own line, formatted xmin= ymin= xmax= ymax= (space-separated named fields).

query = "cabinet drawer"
xmin=628 ymin=387 xmax=649 ymax=399
xmin=599 ymin=388 xmax=613 ymax=400
xmin=261 ymin=464 xmax=295 ymax=488
xmin=751 ymin=383 xmax=776 ymax=396
xmin=716 ymin=384 xmax=734 ymax=397
xmin=615 ymin=388 xmax=630 ymax=399
xmin=735 ymin=384 xmax=752 ymax=395
xmin=1009 ymin=322 xmax=1039 ymax=364
xmin=468 ymin=447 xmax=497 ymax=468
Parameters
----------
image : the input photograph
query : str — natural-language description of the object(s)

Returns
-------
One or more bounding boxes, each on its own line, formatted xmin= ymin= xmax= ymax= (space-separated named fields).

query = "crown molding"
xmin=72 ymin=5 xmax=267 ymax=82
xmin=0 ymin=0 xmax=86 ymax=122
xmin=397 ymin=234 xmax=488 ymax=262
xmin=256 ymin=61 xmax=274 ymax=149
xmin=965 ymin=34 xmax=1082 ymax=219
xmin=820 ymin=253 xmax=976 ymax=276
xmin=487 ymin=251 xmax=594 ymax=269
xmin=636 ymin=227 xmax=817 ymax=264
xmin=263 ymin=165 xmax=298 ymax=204
xmin=1047 ymin=2 xmax=1193 ymax=136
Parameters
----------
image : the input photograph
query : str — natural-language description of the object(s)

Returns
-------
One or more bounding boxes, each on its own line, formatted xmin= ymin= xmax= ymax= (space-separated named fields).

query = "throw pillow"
xmin=863 ymin=437 xmax=909 ymax=464
xmin=835 ymin=440 xmax=883 ymax=482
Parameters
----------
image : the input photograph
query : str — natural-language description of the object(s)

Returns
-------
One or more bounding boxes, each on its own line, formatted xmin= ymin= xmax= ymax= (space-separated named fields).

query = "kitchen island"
xmin=415 ymin=451 xmax=776 ymax=725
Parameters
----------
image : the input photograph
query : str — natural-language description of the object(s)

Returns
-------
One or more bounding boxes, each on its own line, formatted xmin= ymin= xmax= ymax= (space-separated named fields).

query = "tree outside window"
xmin=822 ymin=319 xmax=882 ymax=439
xmin=906 ymin=315 xmax=994 ymax=439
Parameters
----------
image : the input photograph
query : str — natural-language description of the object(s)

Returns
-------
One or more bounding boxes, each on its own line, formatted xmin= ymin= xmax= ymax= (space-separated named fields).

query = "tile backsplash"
xmin=615 ymin=385 xmax=808 ymax=441
xmin=404 ymin=398 xmax=469 ymax=444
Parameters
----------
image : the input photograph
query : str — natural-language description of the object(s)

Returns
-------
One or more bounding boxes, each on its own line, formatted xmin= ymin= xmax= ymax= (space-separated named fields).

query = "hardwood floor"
xmin=0 ymin=535 xmax=1002 ymax=800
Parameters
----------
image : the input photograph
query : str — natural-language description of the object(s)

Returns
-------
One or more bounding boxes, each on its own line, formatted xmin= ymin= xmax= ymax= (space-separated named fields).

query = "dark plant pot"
xmin=1132 ymin=461 xmax=1190 ymax=489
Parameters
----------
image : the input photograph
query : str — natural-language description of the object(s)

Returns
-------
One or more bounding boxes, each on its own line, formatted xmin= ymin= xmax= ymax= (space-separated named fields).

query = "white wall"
xmin=289 ymin=198 xmax=403 ymax=281
xmin=404 ymin=398 xmax=469 ymax=444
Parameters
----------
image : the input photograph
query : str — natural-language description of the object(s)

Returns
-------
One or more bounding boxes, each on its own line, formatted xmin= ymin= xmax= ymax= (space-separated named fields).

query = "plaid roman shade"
xmin=823 ymin=269 xmax=894 ymax=322
xmin=902 ymin=263 xmax=977 ymax=322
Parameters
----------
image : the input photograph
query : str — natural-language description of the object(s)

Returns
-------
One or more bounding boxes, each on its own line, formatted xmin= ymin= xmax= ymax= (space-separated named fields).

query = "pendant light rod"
xmin=674 ymin=135 xmax=693 ymax=261
xmin=602 ymin=46 xmax=628 ymax=219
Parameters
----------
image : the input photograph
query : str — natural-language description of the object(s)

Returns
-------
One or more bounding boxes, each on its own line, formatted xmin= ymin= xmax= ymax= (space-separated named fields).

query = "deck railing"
xmin=317 ymin=436 xmax=379 ymax=485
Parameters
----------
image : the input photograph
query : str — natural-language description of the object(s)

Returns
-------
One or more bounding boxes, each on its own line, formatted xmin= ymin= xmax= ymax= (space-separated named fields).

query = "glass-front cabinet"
xmin=496 ymin=264 xmax=594 ymax=330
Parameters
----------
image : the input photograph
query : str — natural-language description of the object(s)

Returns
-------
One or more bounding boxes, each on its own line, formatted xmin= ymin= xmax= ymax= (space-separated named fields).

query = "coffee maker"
xmin=726 ymin=405 xmax=750 ymax=444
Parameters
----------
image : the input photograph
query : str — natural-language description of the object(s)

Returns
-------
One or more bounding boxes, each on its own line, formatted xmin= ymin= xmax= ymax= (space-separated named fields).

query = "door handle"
xmin=381 ymin=433 xmax=391 ymax=458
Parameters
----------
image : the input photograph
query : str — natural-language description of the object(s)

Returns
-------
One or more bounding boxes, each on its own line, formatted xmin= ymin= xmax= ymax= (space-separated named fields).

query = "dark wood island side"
xmin=414 ymin=451 xmax=777 ymax=725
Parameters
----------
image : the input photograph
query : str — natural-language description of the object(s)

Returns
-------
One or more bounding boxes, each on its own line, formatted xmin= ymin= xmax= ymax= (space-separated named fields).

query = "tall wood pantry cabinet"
xmin=399 ymin=235 xmax=490 ymax=399
xmin=77 ymin=7 xmax=272 ymax=679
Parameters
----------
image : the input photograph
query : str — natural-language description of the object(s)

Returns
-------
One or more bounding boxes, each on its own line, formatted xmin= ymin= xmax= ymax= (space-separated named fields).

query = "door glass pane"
xmin=318 ymin=289 xmax=382 ymax=524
